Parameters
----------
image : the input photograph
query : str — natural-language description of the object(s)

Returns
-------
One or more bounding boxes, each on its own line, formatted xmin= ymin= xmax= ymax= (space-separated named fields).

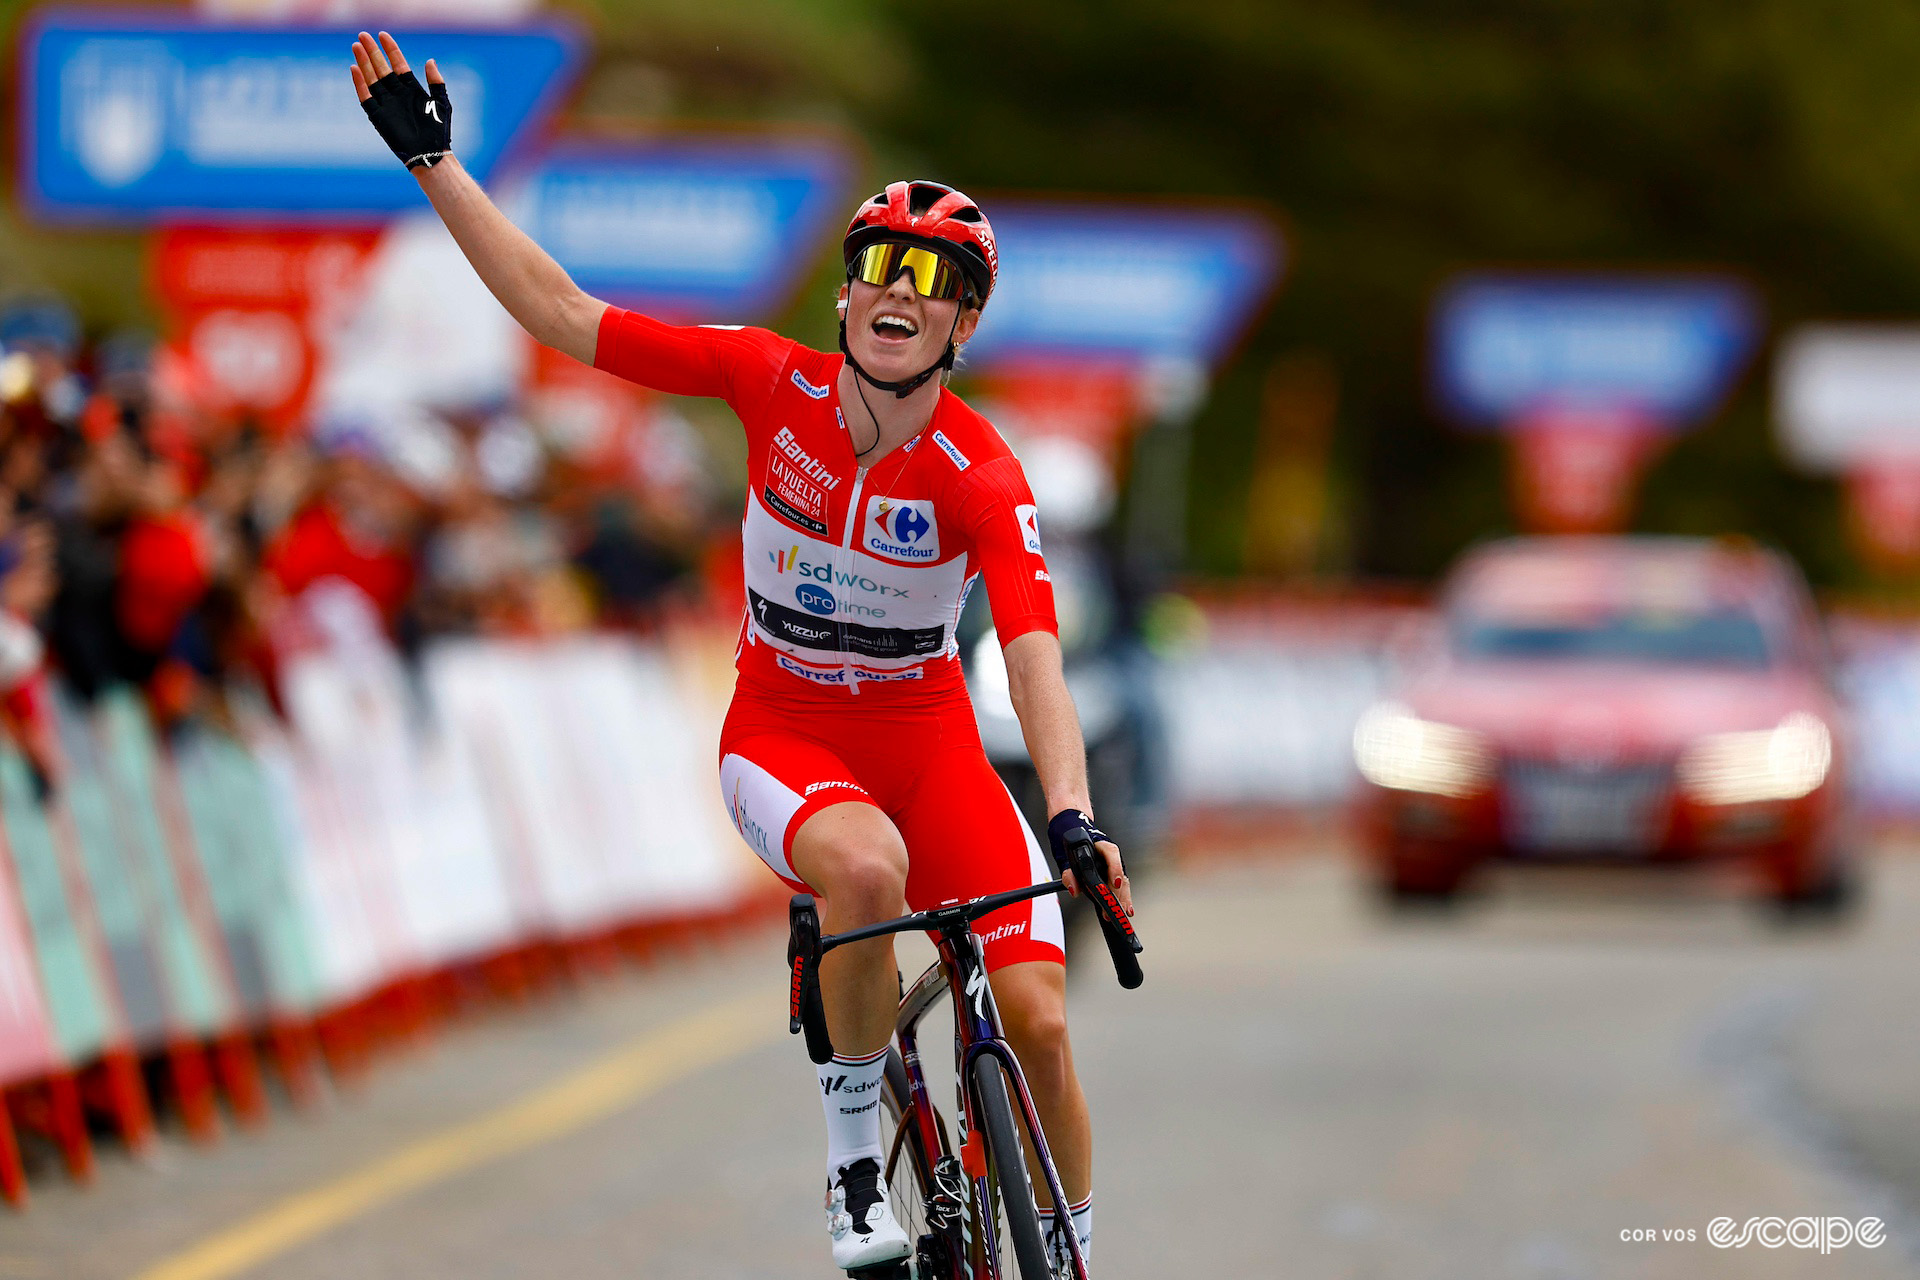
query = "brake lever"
xmin=786 ymin=894 xmax=834 ymax=1063
xmin=1064 ymin=829 xmax=1144 ymax=989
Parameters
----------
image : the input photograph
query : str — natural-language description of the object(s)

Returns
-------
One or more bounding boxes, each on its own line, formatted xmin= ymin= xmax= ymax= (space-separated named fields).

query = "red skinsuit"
xmin=597 ymin=309 xmax=1064 ymax=969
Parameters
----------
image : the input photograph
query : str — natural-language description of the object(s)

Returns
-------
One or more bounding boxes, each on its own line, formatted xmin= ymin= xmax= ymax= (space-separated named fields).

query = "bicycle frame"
xmin=889 ymin=914 xmax=1089 ymax=1280
xmin=791 ymin=825 xmax=1137 ymax=1279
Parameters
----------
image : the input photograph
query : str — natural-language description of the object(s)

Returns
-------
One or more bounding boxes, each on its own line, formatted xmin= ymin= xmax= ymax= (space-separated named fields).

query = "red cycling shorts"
xmin=718 ymin=683 xmax=1064 ymax=972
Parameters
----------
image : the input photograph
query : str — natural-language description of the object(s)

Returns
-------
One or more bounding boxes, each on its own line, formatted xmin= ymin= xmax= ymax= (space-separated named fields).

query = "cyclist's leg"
xmin=790 ymin=801 xmax=909 ymax=1056
xmin=719 ymin=727 xmax=914 ymax=1268
xmin=718 ymin=731 xmax=905 ymax=1055
xmin=891 ymin=746 xmax=1091 ymax=1212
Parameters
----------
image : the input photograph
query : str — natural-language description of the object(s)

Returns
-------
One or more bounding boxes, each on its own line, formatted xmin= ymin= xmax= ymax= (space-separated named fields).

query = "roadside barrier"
xmin=0 ymin=591 xmax=757 ymax=1206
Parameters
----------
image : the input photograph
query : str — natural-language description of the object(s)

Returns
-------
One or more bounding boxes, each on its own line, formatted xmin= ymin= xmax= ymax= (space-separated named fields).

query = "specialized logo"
xmin=965 ymin=965 xmax=990 ymax=1023
xmin=932 ymin=430 xmax=971 ymax=471
xmin=774 ymin=426 xmax=841 ymax=491
xmin=796 ymin=583 xmax=836 ymax=615
xmin=866 ymin=497 xmax=939 ymax=562
xmin=1015 ymin=504 xmax=1043 ymax=554
xmin=791 ymin=369 xmax=830 ymax=399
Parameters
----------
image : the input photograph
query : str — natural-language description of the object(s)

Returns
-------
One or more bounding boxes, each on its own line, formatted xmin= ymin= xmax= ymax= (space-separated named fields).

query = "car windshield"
xmin=1452 ymin=607 xmax=1774 ymax=668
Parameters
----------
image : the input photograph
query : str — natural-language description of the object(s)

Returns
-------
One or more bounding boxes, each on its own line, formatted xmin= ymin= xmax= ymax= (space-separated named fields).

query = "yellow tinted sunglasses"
xmin=851 ymin=242 xmax=971 ymax=301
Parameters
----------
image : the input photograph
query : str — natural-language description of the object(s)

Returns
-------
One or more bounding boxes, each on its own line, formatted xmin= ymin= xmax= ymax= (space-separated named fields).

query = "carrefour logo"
xmin=865 ymin=497 xmax=939 ymax=562
xmin=796 ymin=583 xmax=835 ymax=615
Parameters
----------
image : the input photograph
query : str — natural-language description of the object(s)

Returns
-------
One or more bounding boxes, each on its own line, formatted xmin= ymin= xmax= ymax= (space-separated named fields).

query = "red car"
xmin=1354 ymin=536 xmax=1856 ymax=909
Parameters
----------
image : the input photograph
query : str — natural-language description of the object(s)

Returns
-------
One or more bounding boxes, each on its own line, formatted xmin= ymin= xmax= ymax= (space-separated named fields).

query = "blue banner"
xmin=1433 ymin=275 xmax=1761 ymax=429
xmin=508 ymin=136 xmax=855 ymax=324
xmin=962 ymin=203 xmax=1285 ymax=369
xmin=19 ymin=9 xmax=584 ymax=223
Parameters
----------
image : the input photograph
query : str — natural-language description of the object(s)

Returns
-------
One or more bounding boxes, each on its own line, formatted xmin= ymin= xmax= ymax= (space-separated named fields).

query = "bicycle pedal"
xmin=846 ymin=1260 xmax=914 ymax=1280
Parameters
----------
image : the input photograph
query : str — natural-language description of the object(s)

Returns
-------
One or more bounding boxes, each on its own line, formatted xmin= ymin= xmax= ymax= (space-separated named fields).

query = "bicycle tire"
xmin=970 ymin=1054 xmax=1052 ymax=1279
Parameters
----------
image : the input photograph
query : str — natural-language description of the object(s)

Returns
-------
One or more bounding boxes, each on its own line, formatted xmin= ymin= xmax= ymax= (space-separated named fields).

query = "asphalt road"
xmin=7 ymin=838 xmax=1920 ymax=1280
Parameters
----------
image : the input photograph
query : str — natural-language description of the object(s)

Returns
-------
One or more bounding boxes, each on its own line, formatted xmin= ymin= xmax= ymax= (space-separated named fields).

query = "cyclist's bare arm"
xmin=1003 ymin=630 xmax=1135 ymax=914
xmin=350 ymin=33 xmax=605 ymax=365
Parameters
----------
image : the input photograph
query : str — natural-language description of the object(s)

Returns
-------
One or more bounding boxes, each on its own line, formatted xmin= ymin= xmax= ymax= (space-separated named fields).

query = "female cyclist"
xmin=352 ymin=33 xmax=1132 ymax=1275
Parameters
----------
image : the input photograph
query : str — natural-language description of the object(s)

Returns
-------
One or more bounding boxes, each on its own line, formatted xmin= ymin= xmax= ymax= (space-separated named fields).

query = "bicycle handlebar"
xmin=785 ymin=834 xmax=1145 ymax=1060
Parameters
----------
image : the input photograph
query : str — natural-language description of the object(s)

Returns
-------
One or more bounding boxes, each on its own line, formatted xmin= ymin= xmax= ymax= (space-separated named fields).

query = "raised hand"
xmin=350 ymin=31 xmax=452 ymax=171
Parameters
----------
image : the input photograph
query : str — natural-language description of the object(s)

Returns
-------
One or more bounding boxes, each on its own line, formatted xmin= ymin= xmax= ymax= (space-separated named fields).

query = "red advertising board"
xmin=1510 ymin=405 xmax=1661 ymax=535
xmin=150 ymin=228 xmax=381 ymax=432
xmin=0 ymin=847 xmax=58 ymax=1087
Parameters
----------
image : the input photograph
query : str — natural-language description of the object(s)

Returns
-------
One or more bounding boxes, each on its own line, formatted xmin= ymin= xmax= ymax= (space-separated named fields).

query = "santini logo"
xmin=775 ymin=427 xmax=840 ymax=490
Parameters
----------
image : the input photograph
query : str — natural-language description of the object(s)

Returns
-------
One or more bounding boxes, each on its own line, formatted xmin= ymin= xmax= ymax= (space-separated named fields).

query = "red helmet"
xmin=843 ymin=180 xmax=997 ymax=304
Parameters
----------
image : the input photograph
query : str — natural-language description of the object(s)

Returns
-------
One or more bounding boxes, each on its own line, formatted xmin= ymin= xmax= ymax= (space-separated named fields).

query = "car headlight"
xmin=1352 ymin=702 xmax=1495 ymax=798
xmin=1676 ymin=712 xmax=1831 ymax=805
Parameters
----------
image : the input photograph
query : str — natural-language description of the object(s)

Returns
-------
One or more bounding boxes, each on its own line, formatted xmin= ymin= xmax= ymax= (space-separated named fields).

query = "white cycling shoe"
xmin=826 ymin=1157 xmax=911 ymax=1272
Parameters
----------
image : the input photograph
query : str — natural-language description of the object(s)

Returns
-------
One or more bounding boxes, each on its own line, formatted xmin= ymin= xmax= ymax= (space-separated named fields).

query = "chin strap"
xmin=837 ymin=303 xmax=966 ymax=400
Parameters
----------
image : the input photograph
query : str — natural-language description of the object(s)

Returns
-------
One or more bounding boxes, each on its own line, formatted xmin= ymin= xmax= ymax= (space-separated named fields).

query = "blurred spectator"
xmin=0 ymin=288 xmax=714 ymax=767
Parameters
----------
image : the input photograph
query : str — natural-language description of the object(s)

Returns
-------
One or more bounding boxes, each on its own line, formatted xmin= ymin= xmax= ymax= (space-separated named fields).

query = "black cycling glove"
xmin=1047 ymin=809 xmax=1119 ymax=876
xmin=362 ymin=68 xmax=452 ymax=171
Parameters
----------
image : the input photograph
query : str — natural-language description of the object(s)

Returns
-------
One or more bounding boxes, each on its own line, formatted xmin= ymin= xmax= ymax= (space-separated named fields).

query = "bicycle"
xmin=787 ymin=822 xmax=1144 ymax=1280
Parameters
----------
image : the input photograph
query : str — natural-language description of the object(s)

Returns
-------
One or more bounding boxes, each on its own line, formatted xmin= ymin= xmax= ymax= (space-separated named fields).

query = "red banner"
xmin=150 ymin=228 xmax=381 ymax=432
xmin=1846 ymin=460 xmax=1920 ymax=570
xmin=1509 ymin=405 xmax=1660 ymax=534
xmin=973 ymin=361 xmax=1139 ymax=463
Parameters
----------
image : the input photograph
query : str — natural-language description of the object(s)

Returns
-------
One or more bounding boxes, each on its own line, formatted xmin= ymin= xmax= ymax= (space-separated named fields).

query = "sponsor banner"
xmin=197 ymin=0 xmax=540 ymax=19
xmin=152 ymin=227 xmax=381 ymax=428
xmin=1845 ymin=461 xmax=1920 ymax=570
xmin=974 ymin=361 xmax=1140 ymax=454
xmin=19 ymin=10 xmax=583 ymax=222
xmin=1776 ymin=325 xmax=1920 ymax=471
xmin=0 ymin=833 xmax=60 ymax=1085
xmin=0 ymin=747 xmax=120 ymax=1065
xmin=964 ymin=201 xmax=1285 ymax=370
xmin=508 ymin=135 xmax=855 ymax=322
xmin=1509 ymin=405 xmax=1662 ymax=534
xmin=1432 ymin=274 xmax=1760 ymax=430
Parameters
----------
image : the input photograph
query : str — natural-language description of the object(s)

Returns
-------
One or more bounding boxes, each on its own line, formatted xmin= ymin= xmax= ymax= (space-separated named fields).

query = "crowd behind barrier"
xmin=0 ymin=603 xmax=756 ymax=1202
xmin=0 ymin=294 xmax=765 ymax=1203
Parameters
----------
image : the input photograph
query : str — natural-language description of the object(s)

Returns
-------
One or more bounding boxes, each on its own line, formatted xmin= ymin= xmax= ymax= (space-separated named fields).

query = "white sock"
xmin=817 ymin=1047 xmax=888 ymax=1177
xmin=1044 ymin=1193 xmax=1093 ymax=1264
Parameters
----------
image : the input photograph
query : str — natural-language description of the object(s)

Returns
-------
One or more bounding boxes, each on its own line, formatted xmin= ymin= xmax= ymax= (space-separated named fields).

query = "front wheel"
xmin=970 ymin=1054 xmax=1053 ymax=1279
